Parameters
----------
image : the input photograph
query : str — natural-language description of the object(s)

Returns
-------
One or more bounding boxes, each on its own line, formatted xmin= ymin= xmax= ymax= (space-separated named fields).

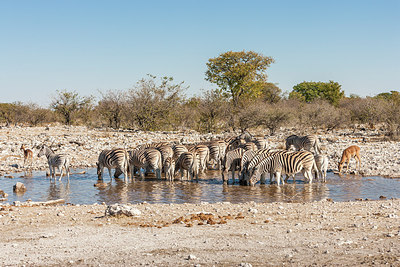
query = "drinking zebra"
xmin=285 ymin=134 xmax=321 ymax=154
xmin=248 ymin=150 xmax=315 ymax=186
xmin=96 ymin=148 xmax=129 ymax=182
xmin=239 ymin=148 xmax=273 ymax=184
xmin=314 ymin=154 xmax=328 ymax=182
xmin=164 ymin=156 xmax=175 ymax=181
xmin=206 ymin=140 xmax=226 ymax=170
xmin=244 ymin=149 xmax=288 ymax=185
xmin=172 ymin=144 xmax=188 ymax=160
xmin=156 ymin=144 xmax=174 ymax=176
xmin=175 ymin=151 xmax=199 ymax=180
xmin=188 ymin=144 xmax=209 ymax=173
xmin=37 ymin=145 xmax=70 ymax=181
xmin=221 ymin=147 xmax=245 ymax=183
xmin=129 ymin=148 xmax=162 ymax=179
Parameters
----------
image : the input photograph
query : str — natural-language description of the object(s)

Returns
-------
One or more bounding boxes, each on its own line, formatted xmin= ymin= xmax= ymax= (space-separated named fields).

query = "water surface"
xmin=0 ymin=169 xmax=399 ymax=204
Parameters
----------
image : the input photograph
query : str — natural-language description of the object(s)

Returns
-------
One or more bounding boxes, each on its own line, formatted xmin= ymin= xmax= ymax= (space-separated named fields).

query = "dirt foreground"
xmin=1 ymin=199 xmax=400 ymax=266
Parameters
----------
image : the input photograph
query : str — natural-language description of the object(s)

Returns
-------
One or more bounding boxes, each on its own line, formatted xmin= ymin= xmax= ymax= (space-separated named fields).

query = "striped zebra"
xmin=285 ymin=134 xmax=321 ymax=154
xmin=188 ymin=144 xmax=209 ymax=173
xmin=164 ymin=156 xmax=175 ymax=180
xmin=244 ymin=149 xmax=288 ymax=185
xmin=175 ymin=151 xmax=199 ymax=180
xmin=314 ymin=154 xmax=328 ymax=182
xmin=37 ymin=145 xmax=70 ymax=181
xmin=253 ymin=137 xmax=267 ymax=150
xmin=172 ymin=144 xmax=188 ymax=160
xmin=221 ymin=147 xmax=245 ymax=183
xmin=206 ymin=140 xmax=226 ymax=170
xmin=239 ymin=141 xmax=258 ymax=151
xmin=136 ymin=142 xmax=170 ymax=150
xmin=239 ymin=148 xmax=272 ymax=184
xmin=129 ymin=148 xmax=162 ymax=179
xmin=156 ymin=144 xmax=174 ymax=176
xmin=96 ymin=148 xmax=129 ymax=182
xmin=248 ymin=151 xmax=315 ymax=186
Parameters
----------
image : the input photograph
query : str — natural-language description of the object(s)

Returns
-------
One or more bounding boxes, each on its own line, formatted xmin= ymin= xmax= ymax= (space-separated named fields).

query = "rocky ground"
xmin=0 ymin=199 xmax=399 ymax=266
xmin=0 ymin=125 xmax=399 ymax=177
xmin=1 ymin=125 xmax=400 ymax=266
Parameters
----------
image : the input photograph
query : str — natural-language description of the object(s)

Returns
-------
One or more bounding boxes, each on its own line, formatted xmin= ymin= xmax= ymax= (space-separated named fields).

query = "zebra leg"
xmin=108 ymin=168 xmax=113 ymax=183
xmin=59 ymin=166 xmax=64 ymax=181
xmin=260 ymin=173 xmax=266 ymax=184
xmin=275 ymin=172 xmax=281 ymax=186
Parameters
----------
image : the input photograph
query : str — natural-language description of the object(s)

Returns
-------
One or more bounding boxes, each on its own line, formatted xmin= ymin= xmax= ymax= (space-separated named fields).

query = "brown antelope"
xmin=20 ymin=144 xmax=33 ymax=167
xmin=338 ymin=145 xmax=361 ymax=173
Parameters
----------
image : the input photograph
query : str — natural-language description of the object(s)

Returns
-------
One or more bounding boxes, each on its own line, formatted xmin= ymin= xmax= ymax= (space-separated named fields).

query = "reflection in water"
xmin=1 ymin=169 xmax=399 ymax=205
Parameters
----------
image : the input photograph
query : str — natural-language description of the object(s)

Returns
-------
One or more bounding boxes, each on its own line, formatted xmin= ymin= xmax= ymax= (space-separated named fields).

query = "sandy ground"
xmin=1 ymin=199 xmax=400 ymax=266
xmin=1 ymin=126 xmax=400 ymax=266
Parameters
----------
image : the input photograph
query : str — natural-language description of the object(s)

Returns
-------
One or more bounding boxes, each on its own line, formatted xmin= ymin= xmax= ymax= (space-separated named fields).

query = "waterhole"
xmin=0 ymin=169 xmax=399 ymax=204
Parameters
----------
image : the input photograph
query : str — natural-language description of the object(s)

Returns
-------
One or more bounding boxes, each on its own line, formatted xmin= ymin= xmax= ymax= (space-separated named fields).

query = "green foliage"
xmin=125 ymin=75 xmax=187 ymax=131
xmin=375 ymin=91 xmax=400 ymax=104
xmin=97 ymin=90 xmax=127 ymax=128
xmin=289 ymin=81 xmax=344 ymax=106
xmin=205 ymin=50 xmax=275 ymax=106
xmin=51 ymin=90 xmax=94 ymax=125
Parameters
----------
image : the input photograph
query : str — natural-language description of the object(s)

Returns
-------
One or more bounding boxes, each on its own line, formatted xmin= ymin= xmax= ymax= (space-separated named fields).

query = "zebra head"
xmin=249 ymin=167 xmax=261 ymax=186
xmin=37 ymin=145 xmax=46 ymax=157
xmin=96 ymin=162 xmax=102 ymax=179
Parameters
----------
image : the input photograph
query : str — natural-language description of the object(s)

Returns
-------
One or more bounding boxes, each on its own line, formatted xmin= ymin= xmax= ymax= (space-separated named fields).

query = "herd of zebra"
xmin=34 ymin=133 xmax=332 ymax=186
xmin=93 ymin=133 xmax=330 ymax=186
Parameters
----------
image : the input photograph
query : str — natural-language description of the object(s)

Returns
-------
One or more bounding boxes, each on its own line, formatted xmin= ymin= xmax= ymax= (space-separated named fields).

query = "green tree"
xmin=126 ymin=75 xmax=187 ymax=131
xmin=51 ymin=90 xmax=94 ymax=125
xmin=289 ymin=81 xmax=344 ymax=106
xmin=205 ymin=50 xmax=275 ymax=106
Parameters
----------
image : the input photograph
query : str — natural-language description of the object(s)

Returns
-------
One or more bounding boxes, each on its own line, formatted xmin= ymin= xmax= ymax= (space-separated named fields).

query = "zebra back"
xmin=222 ymin=147 xmax=244 ymax=172
xmin=285 ymin=135 xmax=321 ymax=154
xmin=172 ymin=144 xmax=188 ymax=160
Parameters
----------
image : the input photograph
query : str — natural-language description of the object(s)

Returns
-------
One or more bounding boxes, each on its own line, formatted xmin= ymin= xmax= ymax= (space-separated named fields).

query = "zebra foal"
xmin=97 ymin=148 xmax=129 ymax=182
xmin=37 ymin=145 xmax=70 ymax=181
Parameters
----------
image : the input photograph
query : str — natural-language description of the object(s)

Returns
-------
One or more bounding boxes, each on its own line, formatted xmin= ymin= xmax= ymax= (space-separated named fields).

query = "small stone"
xmin=239 ymin=263 xmax=252 ymax=267
xmin=187 ymin=254 xmax=197 ymax=260
xmin=13 ymin=182 xmax=26 ymax=193
xmin=248 ymin=208 xmax=258 ymax=214
xmin=105 ymin=204 xmax=141 ymax=217
xmin=287 ymin=229 xmax=292 ymax=233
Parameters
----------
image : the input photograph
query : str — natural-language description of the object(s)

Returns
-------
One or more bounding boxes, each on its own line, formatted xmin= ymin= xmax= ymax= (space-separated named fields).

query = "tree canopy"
xmin=289 ymin=81 xmax=344 ymax=106
xmin=205 ymin=50 xmax=275 ymax=106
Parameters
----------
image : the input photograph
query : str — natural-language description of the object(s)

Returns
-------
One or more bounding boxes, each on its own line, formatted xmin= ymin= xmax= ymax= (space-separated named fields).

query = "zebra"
xmin=285 ymin=134 xmax=322 ymax=154
xmin=314 ymin=154 xmax=328 ymax=182
xmin=206 ymin=140 xmax=226 ymax=170
xmin=96 ymin=148 xmax=129 ymax=182
xmin=248 ymin=151 xmax=315 ymax=186
xmin=175 ymin=151 xmax=199 ymax=180
xmin=37 ymin=145 xmax=70 ymax=181
xmin=188 ymin=144 xmax=209 ymax=173
xmin=156 ymin=144 xmax=174 ymax=176
xmin=164 ymin=156 xmax=175 ymax=181
xmin=239 ymin=148 xmax=272 ymax=184
xmin=172 ymin=144 xmax=188 ymax=160
xmin=239 ymin=141 xmax=258 ymax=151
xmin=129 ymin=148 xmax=162 ymax=179
xmin=221 ymin=147 xmax=245 ymax=183
xmin=253 ymin=137 xmax=267 ymax=150
xmin=244 ymin=149 xmax=288 ymax=185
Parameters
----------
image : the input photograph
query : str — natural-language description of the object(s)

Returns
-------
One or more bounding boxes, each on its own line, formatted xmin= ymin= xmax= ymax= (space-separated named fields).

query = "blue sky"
xmin=1 ymin=0 xmax=399 ymax=106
